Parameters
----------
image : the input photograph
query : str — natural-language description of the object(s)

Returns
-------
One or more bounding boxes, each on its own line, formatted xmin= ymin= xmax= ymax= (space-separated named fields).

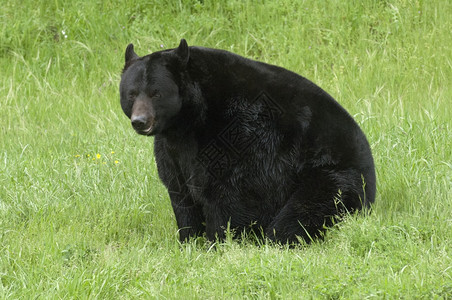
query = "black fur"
xmin=120 ymin=39 xmax=376 ymax=244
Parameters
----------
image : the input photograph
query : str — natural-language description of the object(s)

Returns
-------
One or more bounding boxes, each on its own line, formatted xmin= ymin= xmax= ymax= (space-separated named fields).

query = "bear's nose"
xmin=131 ymin=115 xmax=148 ymax=130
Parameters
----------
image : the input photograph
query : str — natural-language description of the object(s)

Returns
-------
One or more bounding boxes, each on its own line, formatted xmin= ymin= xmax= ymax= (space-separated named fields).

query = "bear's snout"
xmin=131 ymin=115 xmax=148 ymax=131
xmin=130 ymin=114 xmax=154 ymax=135
xmin=130 ymin=96 xmax=155 ymax=135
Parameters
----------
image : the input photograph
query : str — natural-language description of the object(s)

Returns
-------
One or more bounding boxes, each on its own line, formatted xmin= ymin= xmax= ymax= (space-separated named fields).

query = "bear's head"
xmin=120 ymin=39 xmax=190 ymax=136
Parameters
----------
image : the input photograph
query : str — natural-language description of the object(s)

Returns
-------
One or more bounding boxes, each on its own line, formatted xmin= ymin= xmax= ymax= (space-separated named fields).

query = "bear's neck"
xmin=188 ymin=47 xmax=271 ymax=104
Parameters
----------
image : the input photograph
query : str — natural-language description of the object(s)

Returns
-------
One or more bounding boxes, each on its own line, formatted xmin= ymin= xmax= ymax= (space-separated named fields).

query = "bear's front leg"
xmin=169 ymin=191 xmax=205 ymax=242
xmin=154 ymin=140 xmax=206 ymax=242
xmin=204 ymin=207 xmax=228 ymax=241
xmin=203 ymin=200 xmax=247 ymax=242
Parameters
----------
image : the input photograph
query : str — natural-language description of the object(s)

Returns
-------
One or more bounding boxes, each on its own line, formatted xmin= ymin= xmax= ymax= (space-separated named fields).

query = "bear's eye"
xmin=151 ymin=90 xmax=161 ymax=99
xmin=129 ymin=91 xmax=138 ymax=99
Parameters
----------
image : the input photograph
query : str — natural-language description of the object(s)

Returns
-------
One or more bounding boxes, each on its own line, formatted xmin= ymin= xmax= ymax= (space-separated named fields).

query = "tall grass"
xmin=1 ymin=0 xmax=451 ymax=298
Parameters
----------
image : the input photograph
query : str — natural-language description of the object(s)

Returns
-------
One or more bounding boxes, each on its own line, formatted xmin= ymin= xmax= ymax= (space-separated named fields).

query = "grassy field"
xmin=1 ymin=0 xmax=451 ymax=298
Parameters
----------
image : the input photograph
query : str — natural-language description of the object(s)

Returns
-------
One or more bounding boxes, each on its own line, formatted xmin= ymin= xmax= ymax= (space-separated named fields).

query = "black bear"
xmin=120 ymin=39 xmax=376 ymax=244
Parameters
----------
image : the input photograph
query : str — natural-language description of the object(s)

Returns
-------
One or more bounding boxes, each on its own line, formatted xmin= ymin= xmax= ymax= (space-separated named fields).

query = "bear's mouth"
xmin=135 ymin=122 xmax=155 ymax=136
xmin=139 ymin=124 xmax=154 ymax=136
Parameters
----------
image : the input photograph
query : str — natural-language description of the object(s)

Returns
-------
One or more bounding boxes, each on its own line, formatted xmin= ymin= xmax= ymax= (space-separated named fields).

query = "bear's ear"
xmin=175 ymin=39 xmax=190 ymax=67
xmin=125 ymin=43 xmax=138 ymax=63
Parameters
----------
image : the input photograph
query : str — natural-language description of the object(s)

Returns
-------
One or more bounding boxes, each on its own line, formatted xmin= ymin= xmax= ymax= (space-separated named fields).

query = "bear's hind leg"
xmin=266 ymin=168 xmax=363 ymax=244
xmin=265 ymin=197 xmax=337 ymax=244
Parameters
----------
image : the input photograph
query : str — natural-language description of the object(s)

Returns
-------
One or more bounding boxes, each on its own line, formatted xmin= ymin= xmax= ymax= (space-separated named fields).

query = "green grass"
xmin=1 ymin=0 xmax=451 ymax=298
